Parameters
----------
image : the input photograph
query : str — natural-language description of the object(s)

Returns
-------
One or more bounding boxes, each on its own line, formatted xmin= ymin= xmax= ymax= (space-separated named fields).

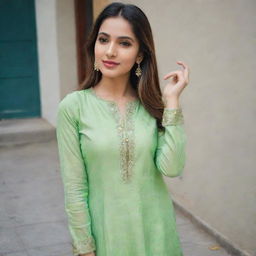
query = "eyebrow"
xmin=98 ymin=32 xmax=135 ymax=42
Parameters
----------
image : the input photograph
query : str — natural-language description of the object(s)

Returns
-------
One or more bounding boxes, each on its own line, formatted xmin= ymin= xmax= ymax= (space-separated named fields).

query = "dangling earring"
xmin=135 ymin=62 xmax=142 ymax=77
xmin=94 ymin=61 xmax=99 ymax=71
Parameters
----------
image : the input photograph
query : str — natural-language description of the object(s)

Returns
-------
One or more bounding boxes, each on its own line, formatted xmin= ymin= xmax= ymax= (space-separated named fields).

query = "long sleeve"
xmin=154 ymin=108 xmax=187 ymax=177
xmin=56 ymin=94 xmax=96 ymax=255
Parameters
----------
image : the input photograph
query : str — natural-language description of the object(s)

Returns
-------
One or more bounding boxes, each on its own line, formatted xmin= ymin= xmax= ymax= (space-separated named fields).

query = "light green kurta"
xmin=56 ymin=87 xmax=187 ymax=256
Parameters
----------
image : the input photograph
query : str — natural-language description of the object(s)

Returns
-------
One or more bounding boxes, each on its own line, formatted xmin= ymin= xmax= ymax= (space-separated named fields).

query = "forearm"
xmin=155 ymin=102 xmax=186 ymax=177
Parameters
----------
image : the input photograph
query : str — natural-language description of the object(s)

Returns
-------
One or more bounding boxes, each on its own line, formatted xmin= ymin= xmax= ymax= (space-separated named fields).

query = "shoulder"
xmin=58 ymin=90 xmax=85 ymax=110
xmin=57 ymin=90 xmax=83 ymax=118
xmin=58 ymin=90 xmax=83 ymax=107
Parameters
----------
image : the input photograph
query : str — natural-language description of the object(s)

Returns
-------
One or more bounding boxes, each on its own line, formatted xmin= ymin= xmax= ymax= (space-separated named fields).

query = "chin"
xmin=101 ymin=70 xmax=128 ymax=79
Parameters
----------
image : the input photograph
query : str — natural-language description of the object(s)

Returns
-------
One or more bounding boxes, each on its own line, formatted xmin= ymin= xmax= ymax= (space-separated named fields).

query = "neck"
xmin=94 ymin=74 xmax=137 ymax=101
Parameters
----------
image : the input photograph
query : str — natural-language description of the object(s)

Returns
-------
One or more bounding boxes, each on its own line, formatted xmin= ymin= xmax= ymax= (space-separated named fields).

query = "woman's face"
xmin=94 ymin=16 xmax=142 ymax=79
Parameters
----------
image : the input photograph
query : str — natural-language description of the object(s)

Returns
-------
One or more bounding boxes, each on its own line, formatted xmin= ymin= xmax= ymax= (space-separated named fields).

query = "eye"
xmin=98 ymin=37 xmax=108 ymax=43
xmin=120 ymin=41 xmax=131 ymax=47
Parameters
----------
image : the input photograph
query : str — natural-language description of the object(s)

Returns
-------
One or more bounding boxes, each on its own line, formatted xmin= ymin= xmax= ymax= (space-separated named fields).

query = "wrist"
xmin=164 ymin=97 xmax=180 ymax=109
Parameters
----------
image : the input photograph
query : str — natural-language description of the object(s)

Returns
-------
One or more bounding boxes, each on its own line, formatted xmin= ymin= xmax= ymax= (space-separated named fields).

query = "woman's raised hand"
xmin=162 ymin=61 xmax=190 ymax=100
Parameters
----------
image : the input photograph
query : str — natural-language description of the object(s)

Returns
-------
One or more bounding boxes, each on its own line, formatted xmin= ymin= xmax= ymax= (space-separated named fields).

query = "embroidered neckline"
xmin=86 ymin=87 xmax=138 ymax=183
xmin=110 ymin=101 xmax=136 ymax=183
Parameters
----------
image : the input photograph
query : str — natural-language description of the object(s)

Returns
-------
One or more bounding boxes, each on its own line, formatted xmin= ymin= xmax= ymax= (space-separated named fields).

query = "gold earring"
xmin=94 ymin=61 xmax=99 ymax=71
xmin=135 ymin=62 xmax=142 ymax=77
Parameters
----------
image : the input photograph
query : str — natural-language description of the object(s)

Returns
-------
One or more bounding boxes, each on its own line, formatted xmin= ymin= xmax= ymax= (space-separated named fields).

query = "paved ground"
xmin=0 ymin=140 xmax=233 ymax=256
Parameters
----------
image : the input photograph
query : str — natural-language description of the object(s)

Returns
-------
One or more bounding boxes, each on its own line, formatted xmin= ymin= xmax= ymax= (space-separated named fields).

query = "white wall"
xmin=111 ymin=0 xmax=256 ymax=254
xmin=35 ymin=0 xmax=78 ymax=126
xmin=56 ymin=0 xmax=78 ymax=98
xmin=35 ymin=0 xmax=60 ymax=126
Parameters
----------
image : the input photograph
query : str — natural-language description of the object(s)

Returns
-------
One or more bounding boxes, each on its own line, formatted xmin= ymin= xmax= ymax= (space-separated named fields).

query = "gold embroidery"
xmin=72 ymin=234 xmax=96 ymax=255
xmin=109 ymin=101 xmax=137 ymax=183
xmin=87 ymin=87 xmax=138 ymax=183
xmin=162 ymin=108 xmax=184 ymax=126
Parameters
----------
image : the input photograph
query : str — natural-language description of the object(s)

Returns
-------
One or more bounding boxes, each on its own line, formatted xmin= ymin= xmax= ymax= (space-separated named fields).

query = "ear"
xmin=136 ymin=52 xmax=144 ymax=64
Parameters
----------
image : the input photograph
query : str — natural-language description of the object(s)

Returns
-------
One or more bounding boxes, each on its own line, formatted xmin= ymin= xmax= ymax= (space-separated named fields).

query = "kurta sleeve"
xmin=56 ymin=94 xmax=96 ymax=255
xmin=154 ymin=108 xmax=187 ymax=177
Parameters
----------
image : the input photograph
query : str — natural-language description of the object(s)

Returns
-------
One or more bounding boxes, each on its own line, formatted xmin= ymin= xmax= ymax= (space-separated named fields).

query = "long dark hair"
xmin=79 ymin=2 xmax=165 ymax=131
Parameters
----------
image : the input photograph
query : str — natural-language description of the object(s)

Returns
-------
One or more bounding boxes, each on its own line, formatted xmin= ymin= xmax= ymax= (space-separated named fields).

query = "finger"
xmin=176 ymin=60 xmax=187 ymax=68
xmin=164 ymin=71 xmax=176 ymax=80
xmin=163 ymin=70 xmax=182 ymax=80
xmin=177 ymin=61 xmax=189 ymax=81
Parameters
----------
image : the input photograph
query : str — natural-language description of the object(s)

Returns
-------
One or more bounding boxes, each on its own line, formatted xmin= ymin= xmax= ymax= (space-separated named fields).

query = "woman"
xmin=56 ymin=2 xmax=189 ymax=256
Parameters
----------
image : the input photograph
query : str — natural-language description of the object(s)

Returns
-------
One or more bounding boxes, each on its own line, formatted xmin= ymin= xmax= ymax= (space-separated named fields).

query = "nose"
xmin=106 ymin=42 xmax=117 ymax=58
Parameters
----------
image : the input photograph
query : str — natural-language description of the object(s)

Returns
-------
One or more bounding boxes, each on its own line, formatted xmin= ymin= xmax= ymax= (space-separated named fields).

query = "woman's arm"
xmin=56 ymin=93 xmax=96 ymax=256
xmin=155 ymin=60 xmax=189 ymax=177
xmin=154 ymin=106 xmax=187 ymax=177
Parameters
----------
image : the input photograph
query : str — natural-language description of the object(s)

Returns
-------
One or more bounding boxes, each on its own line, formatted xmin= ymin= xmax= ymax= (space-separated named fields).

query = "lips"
xmin=102 ymin=60 xmax=120 ymax=65
xmin=102 ymin=60 xmax=120 ymax=68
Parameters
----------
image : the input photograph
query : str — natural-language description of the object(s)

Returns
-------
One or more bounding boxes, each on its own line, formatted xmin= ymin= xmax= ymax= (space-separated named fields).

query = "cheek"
xmin=94 ymin=43 xmax=101 ymax=58
xmin=121 ymin=50 xmax=138 ymax=66
xmin=94 ymin=41 xmax=107 ymax=58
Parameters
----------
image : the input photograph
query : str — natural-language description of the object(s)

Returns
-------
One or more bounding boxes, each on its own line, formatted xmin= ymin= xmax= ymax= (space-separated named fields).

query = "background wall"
xmin=56 ymin=0 xmax=78 ymax=99
xmin=94 ymin=0 xmax=109 ymax=21
xmin=110 ymin=0 xmax=256 ymax=254
xmin=35 ymin=0 xmax=77 ymax=126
